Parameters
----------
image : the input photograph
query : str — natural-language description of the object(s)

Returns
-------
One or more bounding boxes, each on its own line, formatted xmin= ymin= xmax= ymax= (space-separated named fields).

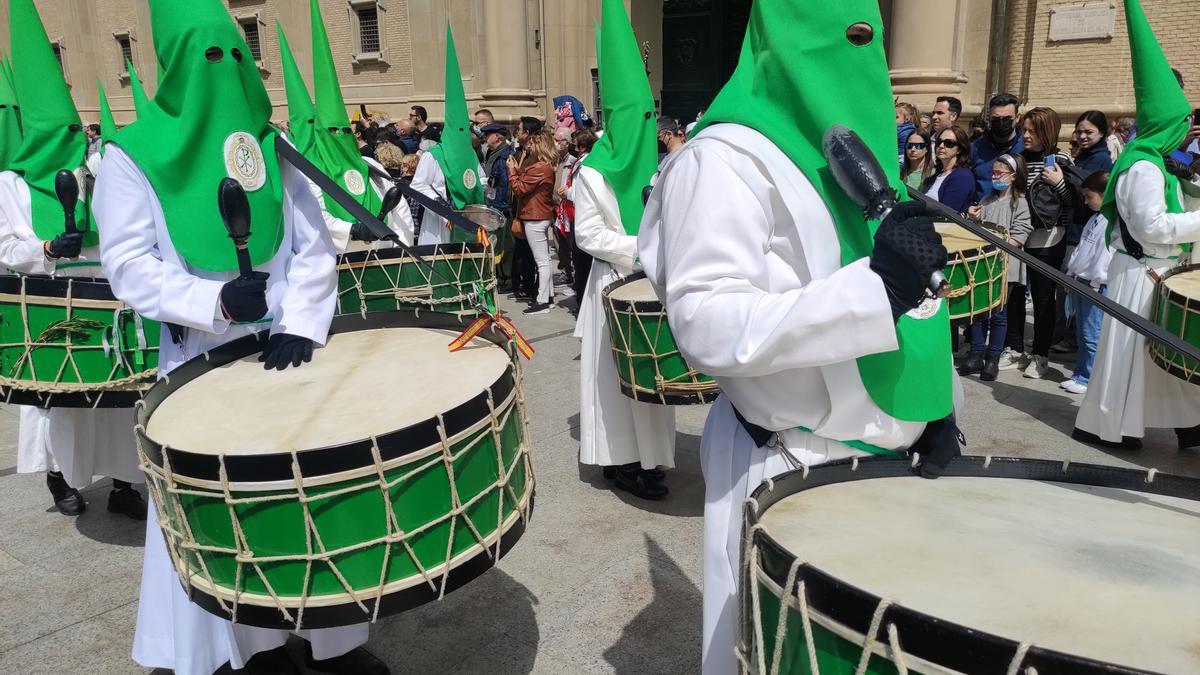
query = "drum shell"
xmin=0 ymin=274 xmax=159 ymax=407
xmin=601 ymin=273 xmax=719 ymax=406
xmin=1150 ymin=264 xmax=1200 ymax=384
xmin=136 ymin=312 xmax=533 ymax=629
xmin=336 ymin=243 xmax=496 ymax=316
xmin=937 ymin=223 xmax=1008 ymax=324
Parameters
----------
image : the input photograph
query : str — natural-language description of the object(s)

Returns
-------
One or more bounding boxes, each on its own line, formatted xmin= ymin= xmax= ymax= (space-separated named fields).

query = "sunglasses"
xmin=938 ymin=139 xmax=960 ymax=148
xmin=906 ymin=142 xmax=927 ymax=150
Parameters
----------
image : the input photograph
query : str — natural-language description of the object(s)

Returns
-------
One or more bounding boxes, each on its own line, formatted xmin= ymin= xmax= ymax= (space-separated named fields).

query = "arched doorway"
xmin=660 ymin=0 xmax=753 ymax=123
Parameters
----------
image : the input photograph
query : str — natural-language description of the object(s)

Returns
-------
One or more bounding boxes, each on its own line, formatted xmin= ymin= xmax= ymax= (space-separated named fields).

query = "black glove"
xmin=908 ymin=414 xmax=964 ymax=479
xmin=259 ymin=333 xmax=315 ymax=371
xmin=46 ymin=231 xmax=85 ymax=259
xmin=869 ymin=201 xmax=947 ymax=322
xmin=1163 ymin=156 xmax=1196 ymax=181
xmin=220 ymin=272 xmax=269 ymax=323
xmin=349 ymin=222 xmax=379 ymax=243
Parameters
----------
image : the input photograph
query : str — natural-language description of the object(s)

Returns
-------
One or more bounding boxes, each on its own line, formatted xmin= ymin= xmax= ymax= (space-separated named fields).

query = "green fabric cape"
xmin=276 ymin=22 xmax=315 ymax=156
xmin=693 ymin=0 xmax=952 ymax=423
xmin=97 ymin=79 xmax=116 ymax=156
xmin=113 ymin=0 xmax=284 ymax=272
xmin=582 ymin=0 xmax=658 ymax=236
xmin=307 ymin=0 xmax=380 ymax=222
xmin=0 ymin=52 xmax=21 ymax=168
xmin=7 ymin=0 xmax=94 ymax=245
xmin=430 ymin=25 xmax=484 ymax=209
xmin=1104 ymin=0 xmax=1190 ymax=243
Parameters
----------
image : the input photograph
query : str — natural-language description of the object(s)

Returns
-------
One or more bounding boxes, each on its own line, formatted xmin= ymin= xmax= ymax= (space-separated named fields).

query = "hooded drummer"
xmin=639 ymin=2 xmax=957 ymax=672
xmin=574 ymin=0 xmax=676 ymax=501
xmin=92 ymin=1 xmax=386 ymax=673
xmin=411 ymin=27 xmax=486 ymax=246
xmin=277 ymin=0 xmax=414 ymax=252
xmin=0 ymin=0 xmax=146 ymax=520
xmin=1073 ymin=0 xmax=1200 ymax=451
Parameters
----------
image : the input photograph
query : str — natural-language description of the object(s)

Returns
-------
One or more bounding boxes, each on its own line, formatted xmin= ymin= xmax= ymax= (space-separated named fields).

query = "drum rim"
xmin=934 ymin=219 xmax=1002 ymax=258
xmin=336 ymin=242 xmax=487 ymax=266
xmin=1 ymin=385 xmax=151 ymax=409
xmin=1149 ymin=264 xmax=1200 ymax=383
xmin=0 ymin=272 xmax=121 ymax=302
xmin=135 ymin=311 xmax=518 ymax=484
xmin=745 ymin=456 xmax=1199 ymax=674
xmin=602 ymin=272 xmax=664 ymax=313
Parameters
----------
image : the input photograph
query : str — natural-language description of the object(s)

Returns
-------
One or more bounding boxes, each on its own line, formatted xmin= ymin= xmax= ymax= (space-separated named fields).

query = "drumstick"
xmin=377 ymin=185 xmax=403 ymax=222
xmin=822 ymin=126 xmax=948 ymax=297
xmin=217 ymin=178 xmax=256 ymax=280
xmin=54 ymin=170 xmax=80 ymax=235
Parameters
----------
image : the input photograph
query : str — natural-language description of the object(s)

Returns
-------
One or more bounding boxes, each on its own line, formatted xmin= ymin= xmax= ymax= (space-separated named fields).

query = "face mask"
xmin=990 ymin=117 xmax=1015 ymax=139
xmin=992 ymin=179 xmax=1012 ymax=192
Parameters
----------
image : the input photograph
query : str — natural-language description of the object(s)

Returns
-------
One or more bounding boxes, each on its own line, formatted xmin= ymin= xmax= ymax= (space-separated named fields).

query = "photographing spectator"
xmin=1074 ymin=110 xmax=1114 ymax=174
xmin=923 ymin=125 xmax=975 ymax=213
xmin=931 ymin=95 xmax=962 ymax=133
xmin=901 ymin=130 xmax=934 ymax=191
xmin=971 ymin=92 xmax=1023 ymax=199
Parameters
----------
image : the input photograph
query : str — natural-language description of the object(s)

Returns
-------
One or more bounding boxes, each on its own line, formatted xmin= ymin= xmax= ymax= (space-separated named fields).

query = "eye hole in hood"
xmin=847 ymin=22 xmax=874 ymax=46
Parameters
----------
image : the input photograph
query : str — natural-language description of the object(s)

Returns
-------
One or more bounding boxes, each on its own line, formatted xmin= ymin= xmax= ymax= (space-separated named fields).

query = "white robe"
xmin=640 ymin=125 xmax=938 ymax=675
xmin=411 ymin=151 xmax=484 ymax=246
xmin=315 ymin=157 xmax=415 ymax=253
xmin=94 ymin=144 xmax=367 ymax=675
xmin=1076 ymin=161 xmax=1200 ymax=441
xmin=571 ymin=166 xmax=676 ymax=470
xmin=0 ymin=171 xmax=141 ymax=488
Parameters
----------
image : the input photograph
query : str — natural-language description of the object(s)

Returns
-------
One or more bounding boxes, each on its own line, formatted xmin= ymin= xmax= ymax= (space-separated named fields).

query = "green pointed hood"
xmin=125 ymin=60 xmax=151 ymax=117
xmin=1103 ymin=0 xmax=1191 ymax=231
xmin=96 ymin=79 xmax=116 ymax=156
xmin=276 ymin=21 xmax=315 ymax=155
xmin=582 ymin=0 xmax=657 ymax=236
xmin=0 ymin=52 xmax=21 ymax=168
xmin=306 ymin=0 xmax=379 ymax=221
xmin=112 ymin=0 xmax=283 ymax=273
xmin=694 ymin=0 xmax=952 ymax=423
xmin=429 ymin=25 xmax=484 ymax=209
xmin=8 ymin=0 xmax=93 ymax=244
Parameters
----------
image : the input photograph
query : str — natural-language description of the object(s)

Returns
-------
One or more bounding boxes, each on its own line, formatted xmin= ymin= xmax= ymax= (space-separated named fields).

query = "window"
xmin=239 ymin=18 xmax=263 ymax=62
xmin=591 ymin=68 xmax=602 ymax=128
xmin=117 ymin=36 xmax=133 ymax=68
xmin=52 ymin=42 xmax=64 ymax=72
xmin=357 ymin=6 xmax=380 ymax=54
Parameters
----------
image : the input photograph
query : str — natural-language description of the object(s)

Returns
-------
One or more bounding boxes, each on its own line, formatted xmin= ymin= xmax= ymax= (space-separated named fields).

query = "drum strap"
xmin=1117 ymin=215 xmax=1146 ymax=261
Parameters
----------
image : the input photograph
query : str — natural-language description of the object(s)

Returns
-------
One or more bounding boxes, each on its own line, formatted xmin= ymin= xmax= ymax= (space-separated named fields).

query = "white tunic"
xmin=1076 ymin=161 xmax=1200 ymax=441
xmin=314 ymin=157 xmax=415 ymax=253
xmin=0 ymin=171 xmax=141 ymax=488
xmin=411 ymin=151 xmax=485 ymax=246
xmin=639 ymin=125 xmax=934 ymax=675
xmin=572 ymin=166 xmax=676 ymax=470
xmin=94 ymin=144 xmax=367 ymax=675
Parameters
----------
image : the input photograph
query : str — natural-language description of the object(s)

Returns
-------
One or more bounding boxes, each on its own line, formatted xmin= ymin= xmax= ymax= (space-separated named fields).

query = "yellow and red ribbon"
xmin=448 ymin=313 xmax=535 ymax=360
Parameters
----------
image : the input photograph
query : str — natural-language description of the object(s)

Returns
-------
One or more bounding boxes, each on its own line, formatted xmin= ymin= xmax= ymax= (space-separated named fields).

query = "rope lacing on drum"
xmin=1006 ymin=641 xmax=1034 ymax=675
xmin=337 ymin=244 xmax=495 ymax=316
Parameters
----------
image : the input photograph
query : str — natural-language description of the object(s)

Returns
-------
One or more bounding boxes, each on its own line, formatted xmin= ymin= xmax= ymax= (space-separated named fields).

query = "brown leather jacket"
xmin=510 ymin=160 xmax=556 ymax=221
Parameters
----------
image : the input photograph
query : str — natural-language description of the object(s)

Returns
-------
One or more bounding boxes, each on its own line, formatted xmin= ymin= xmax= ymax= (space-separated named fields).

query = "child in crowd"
xmin=1060 ymin=171 xmax=1114 ymax=394
xmin=962 ymin=154 xmax=1032 ymax=380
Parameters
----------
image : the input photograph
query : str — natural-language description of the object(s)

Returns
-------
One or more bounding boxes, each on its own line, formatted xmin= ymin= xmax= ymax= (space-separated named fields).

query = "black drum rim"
xmin=336 ymin=242 xmax=486 ymax=266
xmin=745 ymin=456 xmax=1199 ymax=675
xmin=136 ymin=311 xmax=518 ymax=485
xmin=1149 ymin=263 xmax=1200 ymax=385
xmin=0 ymin=273 xmax=122 ymax=301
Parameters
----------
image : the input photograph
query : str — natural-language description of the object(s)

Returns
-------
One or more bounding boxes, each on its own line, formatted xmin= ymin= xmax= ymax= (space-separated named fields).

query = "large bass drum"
xmin=741 ymin=457 xmax=1199 ymax=674
xmin=336 ymin=243 xmax=496 ymax=316
xmin=1149 ymin=264 xmax=1200 ymax=383
xmin=136 ymin=311 xmax=533 ymax=629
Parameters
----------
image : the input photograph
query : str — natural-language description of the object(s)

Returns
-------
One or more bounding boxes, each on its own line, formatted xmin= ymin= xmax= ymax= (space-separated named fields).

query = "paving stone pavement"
xmin=0 ymin=294 xmax=1196 ymax=674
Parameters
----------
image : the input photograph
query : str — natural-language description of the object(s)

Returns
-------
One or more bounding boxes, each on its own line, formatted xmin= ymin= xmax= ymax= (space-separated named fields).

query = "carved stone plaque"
xmin=1048 ymin=3 xmax=1117 ymax=42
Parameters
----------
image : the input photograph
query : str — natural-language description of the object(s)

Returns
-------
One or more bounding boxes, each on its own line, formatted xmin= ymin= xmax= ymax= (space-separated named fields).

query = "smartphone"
xmin=1193 ymin=108 xmax=1200 ymax=124
xmin=1044 ymin=154 xmax=1056 ymax=170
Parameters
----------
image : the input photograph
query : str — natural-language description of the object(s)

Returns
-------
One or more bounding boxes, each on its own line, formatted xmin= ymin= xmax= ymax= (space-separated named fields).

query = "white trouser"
xmin=524 ymin=219 xmax=553 ymax=305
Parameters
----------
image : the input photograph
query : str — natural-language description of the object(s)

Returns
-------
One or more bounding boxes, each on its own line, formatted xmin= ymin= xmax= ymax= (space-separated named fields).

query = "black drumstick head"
xmin=822 ymin=125 xmax=898 ymax=221
xmin=218 ymin=177 xmax=252 ymax=242
xmin=54 ymin=170 xmax=79 ymax=214
xmin=378 ymin=186 xmax=403 ymax=218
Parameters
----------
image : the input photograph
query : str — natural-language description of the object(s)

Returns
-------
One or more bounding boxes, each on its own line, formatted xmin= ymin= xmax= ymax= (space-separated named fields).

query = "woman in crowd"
xmin=923 ymin=125 xmax=975 ymax=213
xmin=1074 ymin=110 xmax=1115 ymax=174
xmin=963 ymin=154 xmax=1032 ymax=378
xmin=508 ymin=130 xmax=560 ymax=314
xmin=902 ymin=130 xmax=934 ymax=191
xmin=374 ymin=141 xmax=406 ymax=180
xmin=1019 ymin=106 xmax=1078 ymax=379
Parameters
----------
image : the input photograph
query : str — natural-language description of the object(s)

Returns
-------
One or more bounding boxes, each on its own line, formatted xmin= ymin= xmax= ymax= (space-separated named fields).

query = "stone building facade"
xmin=1 ymin=0 xmax=1197 ymax=131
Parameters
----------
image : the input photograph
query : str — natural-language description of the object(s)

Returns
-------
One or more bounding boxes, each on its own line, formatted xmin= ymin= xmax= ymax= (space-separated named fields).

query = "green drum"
xmin=742 ymin=457 xmax=1200 ymax=674
xmin=1150 ymin=265 xmax=1200 ymax=383
xmin=936 ymin=222 xmax=1007 ymax=323
xmin=336 ymin=243 xmax=495 ymax=315
xmin=0 ymin=273 xmax=158 ymax=407
xmin=136 ymin=312 xmax=533 ymax=629
xmin=602 ymin=274 xmax=718 ymax=405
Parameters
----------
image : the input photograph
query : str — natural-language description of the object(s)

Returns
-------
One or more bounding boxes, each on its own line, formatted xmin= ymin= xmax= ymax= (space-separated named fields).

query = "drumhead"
xmin=145 ymin=327 xmax=509 ymax=456
xmin=759 ymin=475 xmax=1200 ymax=673
xmin=936 ymin=222 xmax=988 ymax=254
xmin=1163 ymin=267 xmax=1200 ymax=297
xmin=607 ymin=277 xmax=661 ymax=304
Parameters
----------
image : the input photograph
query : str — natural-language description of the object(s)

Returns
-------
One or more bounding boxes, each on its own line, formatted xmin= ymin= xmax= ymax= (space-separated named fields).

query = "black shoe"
xmin=602 ymin=466 xmax=617 ymax=480
xmin=1072 ymin=427 xmax=1142 ymax=450
xmin=46 ymin=471 xmax=85 ymax=516
xmin=497 ymin=283 xmax=513 ymax=294
xmin=957 ymin=351 xmax=985 ymax=376
xmin=1176 ymin=424 xmax=1200 ymax=450
xmin=305 ymin=643 xmax=389 ymax=675
xmin=614 ymin=467 xmax=669 ymax=501
xmin=523 ymin=303 xmax=551 ymax=315
xmin=646 ymin=468 xmax=666 ymax=481
xmin=604 ymin=465 xmax=664 ymax=481
xmin=980 ymin=351 xmax=1001 ymax=382
xmin=108 ymin=482 xmax=148 ymax=520
xmin=238 ymin=646 xmax=298 ymax=675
